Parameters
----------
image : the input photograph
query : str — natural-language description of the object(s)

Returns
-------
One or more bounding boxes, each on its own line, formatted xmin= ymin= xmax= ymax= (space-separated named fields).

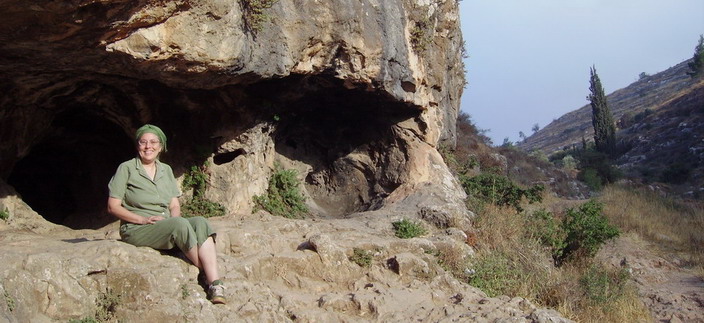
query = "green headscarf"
xmin=135 ymin=124 xmax=167 ymax=152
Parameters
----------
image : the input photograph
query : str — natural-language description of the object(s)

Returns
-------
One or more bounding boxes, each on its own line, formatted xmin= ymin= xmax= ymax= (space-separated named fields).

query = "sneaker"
xmin=208 ymin=280 xmax=226 ymax=304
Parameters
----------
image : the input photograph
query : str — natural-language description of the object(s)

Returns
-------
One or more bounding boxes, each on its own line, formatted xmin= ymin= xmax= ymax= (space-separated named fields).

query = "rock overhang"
xmin=0 ymin=0 xmax=467 ymax=229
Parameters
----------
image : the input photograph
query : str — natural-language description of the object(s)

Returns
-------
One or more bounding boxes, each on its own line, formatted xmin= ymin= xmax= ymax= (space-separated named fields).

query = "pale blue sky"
xmin=459 ymin=0 xmax=704 ymax=144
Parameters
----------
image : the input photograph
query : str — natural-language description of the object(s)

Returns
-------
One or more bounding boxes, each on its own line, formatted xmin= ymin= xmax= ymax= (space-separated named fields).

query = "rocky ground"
xmin=2 ymin=206 xmax=702 ymax=322
xmin=0 ymin=211 xmax=570 ymax=323
xmin=597 ymin=233 xmax=704 ymax=322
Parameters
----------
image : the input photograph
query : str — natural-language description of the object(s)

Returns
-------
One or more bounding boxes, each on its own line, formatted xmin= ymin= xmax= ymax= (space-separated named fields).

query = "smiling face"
xmin=137 ymin=132 xmax=162 ymax=164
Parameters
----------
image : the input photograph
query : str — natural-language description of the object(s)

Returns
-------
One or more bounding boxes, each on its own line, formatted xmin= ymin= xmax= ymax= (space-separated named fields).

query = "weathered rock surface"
xmin=0 ymin=214 xmax=572 ymax=322
xmin=0 ymin=0 xmax=566 ymax=321
xmin=0 ymin=0 xmax=467 ymax=229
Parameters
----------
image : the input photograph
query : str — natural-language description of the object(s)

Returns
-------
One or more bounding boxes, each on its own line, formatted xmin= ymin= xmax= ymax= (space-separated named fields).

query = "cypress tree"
xmin=687 ymin=34 xmax=704 ymax=79
xmin=587 ymin=66 xmax=616 ymax=156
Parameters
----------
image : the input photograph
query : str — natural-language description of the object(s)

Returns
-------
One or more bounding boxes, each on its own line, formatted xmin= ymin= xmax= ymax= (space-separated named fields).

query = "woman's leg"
xmin=181 ymin=236 xmax=218 ymax=284
xmin=198 ymin=236 xmax=219 ymax=284
xmin=184 ymin=217 xmax=220 ymax=284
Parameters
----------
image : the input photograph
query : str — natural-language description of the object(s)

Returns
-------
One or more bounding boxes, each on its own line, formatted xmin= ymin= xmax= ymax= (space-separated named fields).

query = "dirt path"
xmin=597 ymin=233 xmax=704 ymax=322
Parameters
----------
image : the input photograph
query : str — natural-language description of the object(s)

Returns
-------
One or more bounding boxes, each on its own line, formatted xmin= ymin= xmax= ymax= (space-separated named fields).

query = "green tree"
xmin=587 ymin=66 xmax=616 ymax=157
xmin=687 ymin=34 xmax=704 ymax=78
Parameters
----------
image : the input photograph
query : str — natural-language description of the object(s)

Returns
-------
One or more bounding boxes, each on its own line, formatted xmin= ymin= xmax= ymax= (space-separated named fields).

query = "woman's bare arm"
xmin=169 ymin=197 xmax=181 ymax=217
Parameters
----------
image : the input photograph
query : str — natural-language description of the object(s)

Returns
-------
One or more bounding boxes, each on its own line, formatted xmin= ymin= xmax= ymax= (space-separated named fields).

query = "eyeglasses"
xmin=138 ymin=140 xmax=161 ymax=146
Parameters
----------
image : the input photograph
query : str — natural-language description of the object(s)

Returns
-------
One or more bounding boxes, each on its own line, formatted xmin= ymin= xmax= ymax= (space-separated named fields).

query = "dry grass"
xmin=599 ymin=184 xmax=704 ymax=270
xmin=547 ymin=263 xmax=651 ymax=323
xmin=471 ymin=205 xmax=557 ymax=300
xmin=469 ymin=200 xmax=651 ymax=322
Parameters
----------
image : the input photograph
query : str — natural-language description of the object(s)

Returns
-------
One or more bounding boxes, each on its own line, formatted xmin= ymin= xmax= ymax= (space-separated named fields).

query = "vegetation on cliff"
xmin=443 ymin=112 xmax=704 ymax=321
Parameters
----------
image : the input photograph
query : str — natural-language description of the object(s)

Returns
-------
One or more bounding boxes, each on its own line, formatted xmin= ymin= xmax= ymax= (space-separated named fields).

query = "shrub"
xmin=392 ymin=219 xmax=427 ymax=239
xmin=0 ymin=208 xmax=9 ymax=221
xmin=182 ymin=164 xmax=209 ymax=198
xmin=182 ymin=197 xmax=226 ymax=218
xmin=580 ymin=168 xmax=603 ymax=191
xmin=460 ymin=173 xmax=544 ymax=212
xmin=253 ymin=164 xmax=308 ymax=218
xmin=561 ymin=155 xmax=577 ymax=171
xmin=182 ymin=162 xmax=227 ymax=218
xmin=559 ymin=200 xmax=619 ymax=263
xmin=349 ymin=248 xmax=373 ymax=268
xmin=526 ymin=209 xmax=566 ymax=259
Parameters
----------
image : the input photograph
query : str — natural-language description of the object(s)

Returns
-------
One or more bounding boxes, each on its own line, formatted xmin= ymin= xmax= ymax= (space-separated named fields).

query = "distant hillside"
xmin=520 ymin=60 xmax=698 ymax=154
xmin=520 ymin=59 xmax=704 ymax=197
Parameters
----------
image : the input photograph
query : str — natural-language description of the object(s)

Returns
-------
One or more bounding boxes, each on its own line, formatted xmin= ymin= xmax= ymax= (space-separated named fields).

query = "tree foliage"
xmin=587 ymin=66 xmax=617 ymax=157
xmin=687 ymin=34 xmax=704 ymax=79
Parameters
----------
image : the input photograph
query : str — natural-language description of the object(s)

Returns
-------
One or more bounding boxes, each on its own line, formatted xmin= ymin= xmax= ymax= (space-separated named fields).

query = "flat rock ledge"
xmin=0 ymin=214 xmax=571 ymax=322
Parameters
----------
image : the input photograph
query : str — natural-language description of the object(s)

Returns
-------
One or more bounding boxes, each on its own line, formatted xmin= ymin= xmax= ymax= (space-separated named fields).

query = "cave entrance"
xmin=7 ymin=109 xmax=134 ymax=229
xmin=267 ymin=76 xmax=422 ymax=217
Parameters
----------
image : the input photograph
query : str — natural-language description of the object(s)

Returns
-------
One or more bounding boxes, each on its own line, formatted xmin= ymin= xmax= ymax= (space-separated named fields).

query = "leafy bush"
xmin=182 ymin=164 xmax=209 ymax=198
xmin=580 ymin=263 xmax=631 ymax=305
xmin=561 ymin=155 xmax=577 ymax=171
xmin=182 ymin=162 xmax=227 ymax=218
xmin=392 ymin=219 xmax=427 ymax=239
xmin=559 ymin=200 xmax=619 ymax=263
xmin=349 ymin=248 xmax=373 ymax=268
xmin=526 ymin=209 xmax=566 ymax=259
xmin=182 ymin=197 xmax=226 ymax=218
xmin=253 ymin=164 xmax=308 ymax=218
xmin=460 ymin=173 xmax=544 ymax=212
xmin=0 ymin=208 xmax=9 ymax=221
xmin=580 ymin=168 xmax=603 ymax=191
xmin=576 ymin=148 xmax=621 ymax=190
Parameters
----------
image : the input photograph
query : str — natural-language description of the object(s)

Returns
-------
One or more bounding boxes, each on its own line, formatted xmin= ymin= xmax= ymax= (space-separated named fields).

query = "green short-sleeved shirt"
xmin=108 ymin=157 xmax=181 ymax=219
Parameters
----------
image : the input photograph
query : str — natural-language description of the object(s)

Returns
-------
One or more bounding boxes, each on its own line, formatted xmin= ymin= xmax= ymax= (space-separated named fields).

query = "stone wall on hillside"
xmin=0 ymin=0 xmax=468 ymax=229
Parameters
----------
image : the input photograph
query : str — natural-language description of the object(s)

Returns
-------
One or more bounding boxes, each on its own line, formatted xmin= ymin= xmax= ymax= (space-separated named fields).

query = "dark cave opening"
xmin=268 ymin=77 xmax=422 ymax=216
xmin=7 ymin=108 xmax=134 ymax=229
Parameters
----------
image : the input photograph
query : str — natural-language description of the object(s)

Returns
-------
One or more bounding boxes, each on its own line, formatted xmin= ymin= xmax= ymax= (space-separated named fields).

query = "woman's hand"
xmin=143 ymin=216 xmax=165 ymax=224
xmin=108 ymin=197 xmax=165 ymax=225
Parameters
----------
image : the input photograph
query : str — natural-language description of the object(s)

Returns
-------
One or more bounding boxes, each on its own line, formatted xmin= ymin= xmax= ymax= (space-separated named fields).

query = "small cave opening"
xmin=7 ymin=108 xmax=134 ymax=229
xmin=213 ymin=148 xmax=245 ymax=165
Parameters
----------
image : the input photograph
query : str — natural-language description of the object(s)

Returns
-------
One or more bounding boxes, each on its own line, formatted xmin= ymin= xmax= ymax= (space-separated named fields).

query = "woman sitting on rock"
xmin=107 ymin=124 xmax=226 ymax=304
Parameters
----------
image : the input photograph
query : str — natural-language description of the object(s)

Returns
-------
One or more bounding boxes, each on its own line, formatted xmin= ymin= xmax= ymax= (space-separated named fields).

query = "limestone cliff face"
xmin=0 ymin=0 xmax=467 ymax=228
